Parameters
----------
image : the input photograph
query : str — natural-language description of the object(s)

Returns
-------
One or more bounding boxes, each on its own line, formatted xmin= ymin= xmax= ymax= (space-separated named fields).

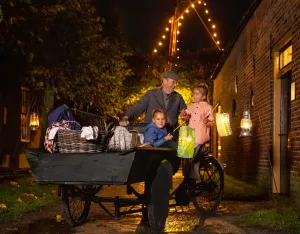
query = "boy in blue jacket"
xmin=144 ymin=110 xmax=177 ymax=148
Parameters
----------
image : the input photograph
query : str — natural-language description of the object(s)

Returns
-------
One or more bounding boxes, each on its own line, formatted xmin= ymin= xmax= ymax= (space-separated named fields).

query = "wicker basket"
xmin=56 ymin=129 xmax=110 ymax=153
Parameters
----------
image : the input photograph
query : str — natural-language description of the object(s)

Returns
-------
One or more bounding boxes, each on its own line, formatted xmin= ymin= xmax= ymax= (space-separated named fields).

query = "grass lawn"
xmin=223 ymin=175 xmax=300 ymax=233
xmin=238 ymin=206 xmax=300 ymax=233
xmin=223 ymin=174 xmax=266 ymax=200
xmin=0 ymin=175 xmax=59 ymax=223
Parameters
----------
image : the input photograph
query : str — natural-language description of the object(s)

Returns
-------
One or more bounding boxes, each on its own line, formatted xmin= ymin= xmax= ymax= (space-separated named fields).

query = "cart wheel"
xmin=189 ymin=157 xmax=224 ymax=215
xmin=148 ymin=160 xmax=172 ymax=231
xmin=62 ymin=185 xmax=92 ymax=226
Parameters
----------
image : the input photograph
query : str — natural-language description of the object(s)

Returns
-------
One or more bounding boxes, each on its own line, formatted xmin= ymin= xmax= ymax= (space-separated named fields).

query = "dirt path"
xmin=0 ymin=173 xmax=288 ymax=234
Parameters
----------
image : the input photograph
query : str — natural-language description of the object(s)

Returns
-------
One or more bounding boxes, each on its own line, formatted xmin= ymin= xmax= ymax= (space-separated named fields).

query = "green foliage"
xmin=0 ymin=0 xmax=132 ymax=118
xmin=123 ymin=53 xmax=217 ymax=119
xmin=0 ymin=5 xmax=3 ymax=23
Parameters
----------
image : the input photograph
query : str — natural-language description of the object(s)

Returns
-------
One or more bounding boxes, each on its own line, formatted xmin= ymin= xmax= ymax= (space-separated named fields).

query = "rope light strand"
xmin=152 ymin=0 xmax=223 ymax=55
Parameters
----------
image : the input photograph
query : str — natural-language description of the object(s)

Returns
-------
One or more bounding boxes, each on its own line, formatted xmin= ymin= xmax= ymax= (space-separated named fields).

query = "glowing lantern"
xmin=216 ymin=113 xmax=232 ymax=137
xmin=29 ymin=112 xmax=39 ymax=131
xmin=177 ymin=126 xmax=195 ymax=158
xmin=239 ymin=110 xmax=252 ymax=137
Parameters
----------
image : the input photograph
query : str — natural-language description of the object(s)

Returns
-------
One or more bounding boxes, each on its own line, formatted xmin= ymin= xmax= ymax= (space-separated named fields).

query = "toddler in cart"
xmin=180 ymin=84 xmax=214 ymax=187
xmin=143 ymin=110 xmax=177 ymax=149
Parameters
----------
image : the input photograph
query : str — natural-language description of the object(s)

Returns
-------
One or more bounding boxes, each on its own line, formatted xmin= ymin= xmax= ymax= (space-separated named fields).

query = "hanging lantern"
xmin=216 ymin=113 xmax=232 ymax=137
xmin=177 ymin=126 xmax=195 ymax=158
xmin=239 ymin=110 xmax=252 ymax=137
xmin=29 ymin=111 xmax=39 ymax=131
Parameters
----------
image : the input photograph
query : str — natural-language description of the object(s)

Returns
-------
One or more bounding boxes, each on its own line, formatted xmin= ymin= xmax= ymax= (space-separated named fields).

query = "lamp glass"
xmin=29 ymin=112 xmax=39 ymax=131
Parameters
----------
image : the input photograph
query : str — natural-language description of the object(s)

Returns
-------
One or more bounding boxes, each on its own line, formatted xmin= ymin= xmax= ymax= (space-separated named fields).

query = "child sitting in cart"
xmin=180 ymin=84 xmax=214 ymax=186
xmin=143 ymin=110 xmax=177 ymax=149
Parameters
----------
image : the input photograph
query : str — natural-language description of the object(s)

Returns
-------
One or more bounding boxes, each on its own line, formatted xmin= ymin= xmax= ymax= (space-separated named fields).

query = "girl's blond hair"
xmin=194 ymin=84 xmax=209 ymax=102
xmin=152 ymin=109 xmax=167 ymax=118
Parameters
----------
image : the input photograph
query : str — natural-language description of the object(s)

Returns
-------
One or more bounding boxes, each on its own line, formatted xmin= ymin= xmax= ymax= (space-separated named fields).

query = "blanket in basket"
xmin=108 ymin=126 xmax=144 ymax=151
xmin=44 ymin=121 xmax=71 ymax=153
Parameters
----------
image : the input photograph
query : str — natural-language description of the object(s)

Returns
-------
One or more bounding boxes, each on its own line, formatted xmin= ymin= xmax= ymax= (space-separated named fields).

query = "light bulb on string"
xmin=152 ymin=0 xmax=223 ymax=54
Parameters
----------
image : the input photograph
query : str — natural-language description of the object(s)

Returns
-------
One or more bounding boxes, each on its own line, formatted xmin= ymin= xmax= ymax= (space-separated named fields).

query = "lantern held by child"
xmin=177 ymin=126 xmax=195 ymax=158
xmin=216 ymin=113 xmax=232 ymax=137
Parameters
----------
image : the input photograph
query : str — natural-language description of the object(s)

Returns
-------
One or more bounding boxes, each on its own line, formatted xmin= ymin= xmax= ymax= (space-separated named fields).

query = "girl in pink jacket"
xmin=181 ymin=84 xmax=214 ymax=146
xmin=180 ymin=84 xmax=214 ymax=187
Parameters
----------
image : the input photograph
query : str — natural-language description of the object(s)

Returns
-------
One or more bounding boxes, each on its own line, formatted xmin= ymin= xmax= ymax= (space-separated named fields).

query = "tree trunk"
xmin=39 ymin=79 xmax=54 ymax=149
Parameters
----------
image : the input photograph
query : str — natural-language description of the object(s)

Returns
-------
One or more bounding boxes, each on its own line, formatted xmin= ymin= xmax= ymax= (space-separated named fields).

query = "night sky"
xmin=97 ymin=0 xmax=253 ymax=53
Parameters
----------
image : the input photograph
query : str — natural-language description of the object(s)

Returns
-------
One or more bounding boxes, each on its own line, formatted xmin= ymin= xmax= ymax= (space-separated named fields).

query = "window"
xmin=20 ymin=87 xmax=30 ymax=142
xmin=279 ymin=43 xmax=292 ymax=70
xmin=250 ymin=88 xmax=254 ymax=107
xmin=3 ymin=106 xmax=7 ymax=125
xmin=291 ymin=82 xmax=295 ymax=101
xmin=235 ymin=76 xmax=238 ymax=94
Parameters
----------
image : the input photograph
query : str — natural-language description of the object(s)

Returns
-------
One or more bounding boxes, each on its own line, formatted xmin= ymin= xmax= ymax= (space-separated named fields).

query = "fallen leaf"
xmin=22 ymin=193 xmax=38 ymax=199
xmin=51 ymin=189 xmax=58 ymax=194
xmin=0 ymin=204 xmax=7 ymax=209
xmin=5 ymin=228 xmax=18 ymax=231
xmin=10 ymin=181 xmax=18 ymax=186
xmin=17 ymin=197 xmax=22 ymax=203
xmin=55 ymin=215 xmax=63 ymax=222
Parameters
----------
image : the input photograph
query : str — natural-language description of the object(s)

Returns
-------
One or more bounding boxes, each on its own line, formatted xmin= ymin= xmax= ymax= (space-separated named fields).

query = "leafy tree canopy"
xmin=0 ymin=0 xmax=132 ymax=118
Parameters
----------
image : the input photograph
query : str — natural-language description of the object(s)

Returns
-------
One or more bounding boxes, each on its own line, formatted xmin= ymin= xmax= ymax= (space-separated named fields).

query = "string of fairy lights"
xmin=153 ymin=0 xmax=224 ymax=55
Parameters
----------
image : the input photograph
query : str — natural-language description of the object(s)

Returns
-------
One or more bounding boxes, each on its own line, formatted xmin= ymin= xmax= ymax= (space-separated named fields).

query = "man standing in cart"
xmin=119 ymin=70 xmax=187 ymax=133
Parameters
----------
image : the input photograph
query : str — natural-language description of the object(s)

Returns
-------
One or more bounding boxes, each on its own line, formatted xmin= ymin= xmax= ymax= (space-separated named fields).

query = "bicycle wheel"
xmin=62 ymin=185 xmax=94 ymax=226
xmin=189 ymin=157 xmax=224 ymax=215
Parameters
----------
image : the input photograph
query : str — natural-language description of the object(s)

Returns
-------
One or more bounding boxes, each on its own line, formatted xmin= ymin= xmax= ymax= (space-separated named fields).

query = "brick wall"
xmin=290 ymin=0 xmax=300 ymax=204
xmin=213 ymin=0 xmax=300 ymax=198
